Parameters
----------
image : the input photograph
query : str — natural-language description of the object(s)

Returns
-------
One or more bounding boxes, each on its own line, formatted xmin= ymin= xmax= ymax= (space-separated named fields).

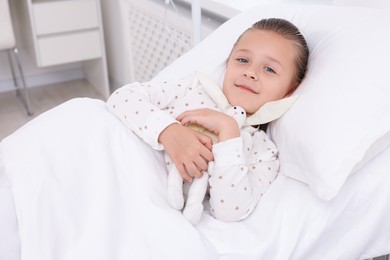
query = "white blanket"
xmin=2 ymin=98 xmax=390 ymax=259
xmin=2 ymin=98 xmax=217 ymax=260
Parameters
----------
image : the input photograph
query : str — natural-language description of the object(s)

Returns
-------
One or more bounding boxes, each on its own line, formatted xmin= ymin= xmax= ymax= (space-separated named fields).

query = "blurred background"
xmin=1 ymin=0 xmax=389 ymax=140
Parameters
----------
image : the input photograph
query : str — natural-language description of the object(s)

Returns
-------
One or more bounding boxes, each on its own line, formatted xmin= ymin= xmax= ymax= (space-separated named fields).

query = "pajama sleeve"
xmin=208 ymin=130 xmax=280 ymax=222
xmin=106 ymin=75 xmax=197 ymax=150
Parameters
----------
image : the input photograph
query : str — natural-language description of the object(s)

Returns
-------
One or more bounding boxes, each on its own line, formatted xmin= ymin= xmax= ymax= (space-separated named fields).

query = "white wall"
xmin=100 ymin=0 xmax=133 ymax=90
xmin=2 ymin=0 xmax=387 ymax=94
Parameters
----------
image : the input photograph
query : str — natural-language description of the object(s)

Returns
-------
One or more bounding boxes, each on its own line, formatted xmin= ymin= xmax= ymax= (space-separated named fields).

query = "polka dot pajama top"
xmin=106 ymin=73 xmax=280 ymax=222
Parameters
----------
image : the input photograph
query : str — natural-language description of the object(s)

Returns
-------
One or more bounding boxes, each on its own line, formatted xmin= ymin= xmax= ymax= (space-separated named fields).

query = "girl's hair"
xmin=232 ymin=18 xmax=309 ymax=93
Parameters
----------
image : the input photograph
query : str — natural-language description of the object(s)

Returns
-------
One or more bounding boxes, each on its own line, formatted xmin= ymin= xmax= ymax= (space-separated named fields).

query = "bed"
xmin=1 ymin=3 xmax=390 ymax=260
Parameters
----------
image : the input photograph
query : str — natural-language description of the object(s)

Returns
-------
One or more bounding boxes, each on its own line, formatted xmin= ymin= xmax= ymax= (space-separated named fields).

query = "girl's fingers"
xmin=177 ymin=162 xmax=193 ymax=183
xmin=194 ymin=131 xmax=213 ymax=152
xmin=185 ymin=163 xmax=203 ymax=180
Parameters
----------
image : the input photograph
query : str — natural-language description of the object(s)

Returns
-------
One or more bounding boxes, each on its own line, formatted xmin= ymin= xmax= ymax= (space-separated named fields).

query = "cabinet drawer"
xmin=36 ymin=30 xmax=101 ymax=67
xmin=32 ymin=0 xmax=99 ymax=35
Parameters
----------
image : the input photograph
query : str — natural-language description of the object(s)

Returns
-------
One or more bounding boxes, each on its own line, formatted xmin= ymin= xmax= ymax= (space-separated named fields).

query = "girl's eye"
xmin=237 ymin=58 xmax=248 ymax=63
xmin=265 ymin=67 xmax=275 ymax=74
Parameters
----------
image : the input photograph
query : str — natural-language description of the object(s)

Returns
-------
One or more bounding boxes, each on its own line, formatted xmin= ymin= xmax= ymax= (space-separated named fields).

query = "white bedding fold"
xmin=2 ymin=98 xmax=389 ymax=259
xmin=2 ymin=98 xmax=217 ymax=260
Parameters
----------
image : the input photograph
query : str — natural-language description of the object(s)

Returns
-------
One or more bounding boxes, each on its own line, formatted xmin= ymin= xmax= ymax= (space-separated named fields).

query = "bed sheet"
xmin=1 ymin=98 xmax=389 ymax=259
xmin=197 ymin=148 xmax=390 ymax=259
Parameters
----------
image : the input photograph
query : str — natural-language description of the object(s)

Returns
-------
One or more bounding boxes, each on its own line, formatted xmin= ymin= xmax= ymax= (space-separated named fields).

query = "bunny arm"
xmin=182 ymin=171 xmax=210 ymax=225
xmin=246 ymin=95 xmax=298 ymax=125
xmin=167 ymin=162 xmax=185 ymax=210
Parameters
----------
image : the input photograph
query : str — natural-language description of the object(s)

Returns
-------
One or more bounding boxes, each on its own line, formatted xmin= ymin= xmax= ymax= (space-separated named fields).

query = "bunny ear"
xmin=195 ymin=71 xmax=231 ymax=111
xmin=246 ymin=95 xmax=298 ymax=126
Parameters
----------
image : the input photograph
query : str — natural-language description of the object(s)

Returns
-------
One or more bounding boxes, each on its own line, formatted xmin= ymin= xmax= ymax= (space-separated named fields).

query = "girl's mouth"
xmin=236 ymin=84 xmax=257 ymax=94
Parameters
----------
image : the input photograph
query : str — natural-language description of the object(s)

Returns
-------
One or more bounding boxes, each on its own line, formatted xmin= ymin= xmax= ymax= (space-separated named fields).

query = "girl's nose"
xmin=243 ymin=70 xmax=258 ymax=80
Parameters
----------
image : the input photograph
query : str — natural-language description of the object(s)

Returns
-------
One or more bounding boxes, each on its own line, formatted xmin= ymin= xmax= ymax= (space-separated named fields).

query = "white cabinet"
xmin=32 ymin=0 xmax=99 ymax=35
xmin=25 ymin=0 xmax=110 ymax=98
xmin=36 ymin=30 xmax=102 ymax=66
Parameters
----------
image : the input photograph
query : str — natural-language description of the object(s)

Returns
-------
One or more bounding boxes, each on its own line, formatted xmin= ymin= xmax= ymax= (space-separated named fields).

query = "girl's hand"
xmin=177 ymin=109 xmax=240 ymax=142
xmin=158 ymin=123 xmax=214 ymax=182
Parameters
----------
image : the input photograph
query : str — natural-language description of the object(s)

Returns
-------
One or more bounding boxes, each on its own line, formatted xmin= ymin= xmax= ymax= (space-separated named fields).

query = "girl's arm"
xmin=107 ymin=81 xmax=178 ymax=150
xmin=176 ymin=105 xmax=279 ymax=222
xmin=178 ymin=108 xmax=279 ymax=221
xmin=106 ymin=76 xmax=213 ymax=181
xmin=208 ymin=130 xmax=279 ymax=222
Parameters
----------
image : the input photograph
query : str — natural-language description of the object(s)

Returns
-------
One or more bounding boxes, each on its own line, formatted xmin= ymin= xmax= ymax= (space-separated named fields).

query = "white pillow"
xmin=154 ymin=4 xmax=390 ymax=200
xmin=268 ymin=8 xmax=390 ymax=200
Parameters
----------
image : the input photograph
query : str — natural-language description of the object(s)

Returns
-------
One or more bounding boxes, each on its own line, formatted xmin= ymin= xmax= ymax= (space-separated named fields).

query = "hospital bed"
xmin=1 ymin=3 xmax=390 ymax=260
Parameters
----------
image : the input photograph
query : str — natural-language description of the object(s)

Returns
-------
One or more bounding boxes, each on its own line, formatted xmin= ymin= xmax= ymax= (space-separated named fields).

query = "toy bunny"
xmin=167 ymin=72 xmax=297 ymax=225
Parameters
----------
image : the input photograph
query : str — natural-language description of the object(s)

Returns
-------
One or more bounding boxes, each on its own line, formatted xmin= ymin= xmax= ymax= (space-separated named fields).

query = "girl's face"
xmin=223 ymin=30 xmax=297 ymax=115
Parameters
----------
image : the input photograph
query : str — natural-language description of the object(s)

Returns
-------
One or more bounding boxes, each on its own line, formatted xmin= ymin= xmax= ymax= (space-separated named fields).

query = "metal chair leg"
xmin=7 ymin=47 xmax=33 ymax=116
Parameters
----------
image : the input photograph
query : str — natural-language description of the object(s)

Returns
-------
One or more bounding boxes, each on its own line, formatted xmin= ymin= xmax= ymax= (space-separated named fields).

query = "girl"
xmin=107 ymin=18 xmax=309 ymax=222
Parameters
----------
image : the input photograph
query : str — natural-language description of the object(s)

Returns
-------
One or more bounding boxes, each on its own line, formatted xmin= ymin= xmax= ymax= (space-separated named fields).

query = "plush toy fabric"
xmin=186 ymin=105 xmax=247 ymax=144
xmin=167 ymin=72 xmax=297 ymax=224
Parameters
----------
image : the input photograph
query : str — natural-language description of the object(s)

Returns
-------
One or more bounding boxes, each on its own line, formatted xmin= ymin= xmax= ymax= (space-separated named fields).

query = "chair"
xmin=0 ymin=0 xmax=32 ymax=116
